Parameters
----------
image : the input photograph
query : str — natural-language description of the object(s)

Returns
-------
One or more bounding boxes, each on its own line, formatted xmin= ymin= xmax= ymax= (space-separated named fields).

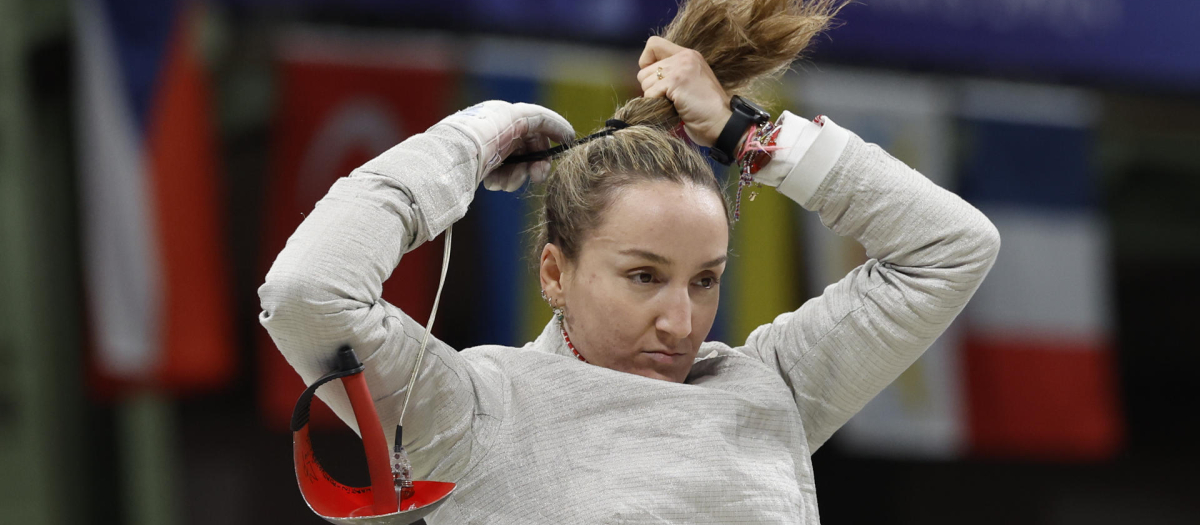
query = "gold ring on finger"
xmin=656 ymin=66 xmax=664 ymax=80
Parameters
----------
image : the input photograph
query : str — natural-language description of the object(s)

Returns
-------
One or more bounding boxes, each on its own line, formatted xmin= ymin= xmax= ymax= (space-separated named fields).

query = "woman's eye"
xmin=632 ymin=272 xmax=654 ymax=284
xmin=695 ymin=277 xmax=717 ymax=289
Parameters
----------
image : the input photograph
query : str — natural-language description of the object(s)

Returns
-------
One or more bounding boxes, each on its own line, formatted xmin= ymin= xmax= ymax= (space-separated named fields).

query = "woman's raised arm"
xmin=257 ymin=101 xmax=573 ymax=480
xmin=632 ymin=37 xmax=998 ymax=451
xmin=741 ymin=112 xmax=1001 ymax=452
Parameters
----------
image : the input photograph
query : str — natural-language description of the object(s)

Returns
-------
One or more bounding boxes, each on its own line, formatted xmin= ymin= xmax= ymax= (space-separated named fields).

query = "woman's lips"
xmin=643 ymin=350 xmax=683 ymax=364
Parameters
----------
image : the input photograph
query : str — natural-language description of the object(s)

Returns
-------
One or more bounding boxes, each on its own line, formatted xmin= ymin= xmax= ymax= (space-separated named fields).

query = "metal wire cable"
xmin=399 ymin=224 xmax=452 ymax=425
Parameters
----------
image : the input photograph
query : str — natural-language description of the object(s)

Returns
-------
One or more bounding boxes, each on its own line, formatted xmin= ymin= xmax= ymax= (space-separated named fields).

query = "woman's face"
xmin=549 ymin=179 xmax=729 ymax=383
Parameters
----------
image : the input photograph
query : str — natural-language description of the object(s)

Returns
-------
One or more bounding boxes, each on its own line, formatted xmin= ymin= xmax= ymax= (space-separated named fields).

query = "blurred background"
xmin=2 ymin=0 xmax=1199 ymax=523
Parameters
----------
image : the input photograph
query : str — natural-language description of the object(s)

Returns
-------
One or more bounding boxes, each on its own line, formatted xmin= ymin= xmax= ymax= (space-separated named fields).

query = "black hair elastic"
xmin=502 ymin=119 xmax=631 ymax=165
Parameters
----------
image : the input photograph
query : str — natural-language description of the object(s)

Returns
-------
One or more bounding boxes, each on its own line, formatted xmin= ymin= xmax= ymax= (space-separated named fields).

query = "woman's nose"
xmin=654 ymin=286 xmax=692 ymax=341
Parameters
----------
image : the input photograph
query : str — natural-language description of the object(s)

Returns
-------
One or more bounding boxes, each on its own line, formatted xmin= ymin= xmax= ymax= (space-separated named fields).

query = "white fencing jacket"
xmin=259 ymin=111 xmax=1001 ymax=524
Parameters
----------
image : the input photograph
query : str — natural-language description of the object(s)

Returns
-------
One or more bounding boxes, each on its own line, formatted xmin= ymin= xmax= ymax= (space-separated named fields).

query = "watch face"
xmin=732 ymin=95 xmax=770 ymax=122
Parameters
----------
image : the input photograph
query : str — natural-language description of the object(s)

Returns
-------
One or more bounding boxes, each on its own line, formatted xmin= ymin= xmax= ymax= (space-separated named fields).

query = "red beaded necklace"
xmin=561 ymin=325 xmax=587 ymax=363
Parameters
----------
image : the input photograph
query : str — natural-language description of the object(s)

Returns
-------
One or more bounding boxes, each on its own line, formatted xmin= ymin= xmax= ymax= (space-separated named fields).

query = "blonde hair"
xmin=535 ymin=0 xmax=848 ymax=262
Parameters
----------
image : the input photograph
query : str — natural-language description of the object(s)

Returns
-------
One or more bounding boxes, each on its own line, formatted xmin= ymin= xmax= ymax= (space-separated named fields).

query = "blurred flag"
xmin=726 ymin=174 xmax=799 ymax=345
xmin=461 ymin=38 xmax=546 ymax=348
xmin=74 ymin=0 xmax=234 ymax=393
xmin=957 ymin=82 xmax=1123 ymax=460
xmin=257 ymin=30 xmax=455 ymax=429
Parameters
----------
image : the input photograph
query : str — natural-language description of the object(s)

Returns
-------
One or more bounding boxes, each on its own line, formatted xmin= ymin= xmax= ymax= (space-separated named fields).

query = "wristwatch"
xmin=709 ymin=95 xmax=771 ymax=165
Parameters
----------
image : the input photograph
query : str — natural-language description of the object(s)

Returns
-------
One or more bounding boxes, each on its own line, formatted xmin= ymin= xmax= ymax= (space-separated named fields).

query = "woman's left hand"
xmin=636 ymin=36 xmax=732 ymax=147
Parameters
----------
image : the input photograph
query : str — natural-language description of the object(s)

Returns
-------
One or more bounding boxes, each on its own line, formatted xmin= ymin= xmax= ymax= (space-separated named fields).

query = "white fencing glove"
xmin=436 ymin=100 xmax=575 ymax=192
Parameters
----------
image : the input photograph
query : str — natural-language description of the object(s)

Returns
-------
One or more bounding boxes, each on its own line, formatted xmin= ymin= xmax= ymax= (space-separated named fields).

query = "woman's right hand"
xmin=435 ymin=101 xmax=575 ymax=192
xmin=636 ymin=36 xmax=732 ymax=147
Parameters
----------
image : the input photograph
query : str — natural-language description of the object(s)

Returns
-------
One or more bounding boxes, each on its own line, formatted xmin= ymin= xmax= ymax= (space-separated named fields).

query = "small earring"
xmin=542 ymin=289 xmax=565 ymax=322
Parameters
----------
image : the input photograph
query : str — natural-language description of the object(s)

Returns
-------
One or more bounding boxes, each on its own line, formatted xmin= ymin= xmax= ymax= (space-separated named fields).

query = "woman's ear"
xmin=539 ymin=243 xmax=569 ymax=300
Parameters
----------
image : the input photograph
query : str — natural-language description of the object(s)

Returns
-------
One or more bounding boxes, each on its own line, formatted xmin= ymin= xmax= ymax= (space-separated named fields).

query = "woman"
xmin=259 ymin=0 xmax=1000 ymax=522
